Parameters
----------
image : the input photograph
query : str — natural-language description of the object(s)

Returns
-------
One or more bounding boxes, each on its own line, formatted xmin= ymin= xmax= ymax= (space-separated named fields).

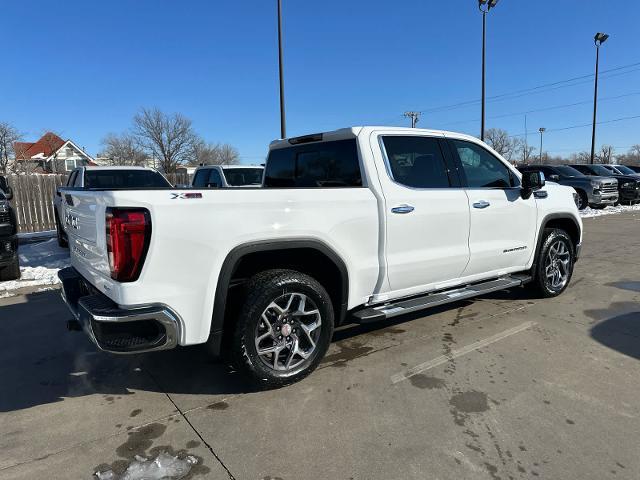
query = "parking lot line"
xmin=390 ymin=320 xmax=537 ymax=384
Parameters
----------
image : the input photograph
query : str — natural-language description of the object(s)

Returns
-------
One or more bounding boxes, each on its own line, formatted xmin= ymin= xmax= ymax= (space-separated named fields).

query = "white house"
xmin=14 ymin=132 xmax=96 ymax=173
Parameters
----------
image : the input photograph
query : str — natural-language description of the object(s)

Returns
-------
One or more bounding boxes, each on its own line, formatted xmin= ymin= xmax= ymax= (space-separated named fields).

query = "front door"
xmin=372 ymin=132 xmax=471 ymax=299
xmin=448 ymin=138 xmax=537 ymax=277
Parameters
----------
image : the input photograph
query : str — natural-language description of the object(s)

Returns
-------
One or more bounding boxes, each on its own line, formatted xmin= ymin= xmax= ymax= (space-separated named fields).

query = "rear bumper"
xmin=58 ymin=267 xmax=181 ymax=354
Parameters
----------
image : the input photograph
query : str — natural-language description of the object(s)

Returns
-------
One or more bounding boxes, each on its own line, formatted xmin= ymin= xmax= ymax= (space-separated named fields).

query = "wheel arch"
xmin=531 ymin=213 xmax=582 ymax=274
xmin=208 ymin=239 xmax=349 ymax=355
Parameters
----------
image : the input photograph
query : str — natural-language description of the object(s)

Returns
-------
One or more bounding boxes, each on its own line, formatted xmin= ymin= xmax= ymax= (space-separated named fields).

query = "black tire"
xmin=0 ymin=257 xmax=20 ymax=281
xmin=55 ymin=213 xmax=68 ymax=248
xmin=230 ymin=269 xmax=334 ymax=387
xmin=590 ymin=204 xmax=607 ymax=210
xmin=529 ymin=228 xmax=575 ymax=298
xmin=576 ymin=190 xmax=588 ymax=210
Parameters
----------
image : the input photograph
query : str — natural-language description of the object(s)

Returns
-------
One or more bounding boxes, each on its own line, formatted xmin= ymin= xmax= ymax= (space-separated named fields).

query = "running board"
xmin=352 ymin=274 xmax=531 ymax=324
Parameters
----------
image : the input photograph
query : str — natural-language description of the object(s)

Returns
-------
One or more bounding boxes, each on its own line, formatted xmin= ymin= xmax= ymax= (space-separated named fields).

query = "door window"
xmin=73 ymin=171 xmax=82 ymax=187
xmin=193 ymin=168 xmax=222 ymax=188
xmin=66 ymin=170 xmax=78 ymax=186
xmin=453 ymin=140 xmax=517 ymax=188
xmin=381 ymin=136 xmax=451 ymax=188
xmin=208 ymin=170 xmax=223 ymax=187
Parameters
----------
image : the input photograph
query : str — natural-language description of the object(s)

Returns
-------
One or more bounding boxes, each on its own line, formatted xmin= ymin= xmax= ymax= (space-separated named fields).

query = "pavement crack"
xmin=144 ymin=369 xmax=237 ymax=480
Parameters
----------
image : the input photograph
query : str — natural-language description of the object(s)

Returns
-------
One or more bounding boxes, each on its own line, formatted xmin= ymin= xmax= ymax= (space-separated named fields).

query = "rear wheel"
xmin=590 ymin=204 xmax=607 ymax=210
xmin=55 ymin=213 xmax=68 ymax=248
xmin=230 ymin=269 xmax=334 ymax=387
xmin=0 ymin=257 xmax=20 ymax=281
xmin=529 ymin=228 xmax=574 ymax=298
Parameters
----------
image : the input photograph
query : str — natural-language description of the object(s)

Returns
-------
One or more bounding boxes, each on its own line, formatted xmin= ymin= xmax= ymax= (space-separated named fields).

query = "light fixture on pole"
xmin=478 ymin=0 xmax=499 ymax=142
xmin=539 ymin=127 xmax=546 ymax=164
xmin=277 ymin=0 xmax=286 ymax=139
xmin=403 ymin=111 xmax=420 ymax=128
xmin=590 ymin=32 xmax=609 ymax=164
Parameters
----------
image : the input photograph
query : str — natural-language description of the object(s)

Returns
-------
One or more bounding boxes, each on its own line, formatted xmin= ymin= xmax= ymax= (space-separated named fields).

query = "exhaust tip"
xmin=66 ymin=319 xmax=82 ymax=332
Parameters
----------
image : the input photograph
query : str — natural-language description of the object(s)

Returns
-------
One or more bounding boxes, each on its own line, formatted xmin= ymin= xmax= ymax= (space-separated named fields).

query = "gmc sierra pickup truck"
xmin=58 ymin=127 xmax=582 ymax=386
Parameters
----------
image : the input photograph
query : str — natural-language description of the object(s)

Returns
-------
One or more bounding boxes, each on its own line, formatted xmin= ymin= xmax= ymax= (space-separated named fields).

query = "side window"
xmin=66 ymin=170 xmax=77 ymax=186
xmin=264 ymin=139 xmax=361 ymax=188
xmin=453 ymin=140 xmax=516 ymax=188
xmin=192 ymin=169 xmax=210 ymax=188
xmin=381 ymin=136 xmax=451 ymax=188
xmin=73 ymin=171 xmax=83 ymax=187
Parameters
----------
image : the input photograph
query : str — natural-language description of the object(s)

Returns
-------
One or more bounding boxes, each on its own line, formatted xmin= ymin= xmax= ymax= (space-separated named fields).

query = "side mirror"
xmin=521 ymin=171 xmax=545 ymax=199
xmin=4 ymin=187 xmax=13 ymax=201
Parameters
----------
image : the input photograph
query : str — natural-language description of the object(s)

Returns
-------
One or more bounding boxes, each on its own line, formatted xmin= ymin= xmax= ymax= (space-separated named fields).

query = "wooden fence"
xmin=6 ymin=174 xmax=64 ymax=233
xmin=5 ymin=172 xmax=193 ymax=233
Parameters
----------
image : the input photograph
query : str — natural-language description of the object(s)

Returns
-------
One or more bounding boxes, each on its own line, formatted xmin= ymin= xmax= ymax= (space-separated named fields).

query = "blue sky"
xmin=3 ymin=0 xmax=640 ymax=163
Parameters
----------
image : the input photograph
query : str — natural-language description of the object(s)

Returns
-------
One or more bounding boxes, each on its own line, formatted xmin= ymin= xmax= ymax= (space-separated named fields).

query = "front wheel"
xmin=55 ymin=213 xmax=68 ymax=248
xmin=0 ymin=257 xmax=20 ymax=281
xmin=529 ymin=229 xmax=575 ymax=298
xmin=576 ymin=190 xmax=588 ymax=210
xmin=230 ymin=269 xmax=334 ymax=387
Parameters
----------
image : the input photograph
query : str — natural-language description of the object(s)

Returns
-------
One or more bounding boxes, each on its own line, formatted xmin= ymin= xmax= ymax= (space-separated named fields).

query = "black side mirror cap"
xmin=521 ymin=171 xmax=545 ymax=199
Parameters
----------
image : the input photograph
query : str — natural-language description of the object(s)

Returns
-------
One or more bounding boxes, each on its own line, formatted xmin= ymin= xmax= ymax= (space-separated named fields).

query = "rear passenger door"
xmin=448 ymin=138 xmax=537 ymax=277
xmin=373 ymin=132 xmax=471 ymax=297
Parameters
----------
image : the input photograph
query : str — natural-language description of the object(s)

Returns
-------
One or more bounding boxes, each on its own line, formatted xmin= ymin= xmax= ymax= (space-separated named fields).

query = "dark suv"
xmin=569 ymin=164 xmax=640 ymax=205
xmin=518 ymin=164 xmax=617 ymax=210
xmin=0 ymin=190 xmax=19 ymax=281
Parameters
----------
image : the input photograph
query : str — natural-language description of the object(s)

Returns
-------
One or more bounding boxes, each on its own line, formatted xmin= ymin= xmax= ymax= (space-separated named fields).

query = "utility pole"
xmin=277 ymin=0 xmax=286 ymax=139
xmin=590 ymin=32 xmax=609 ymax=164
xmin=539 ymin=127 xmax=546 ymax=164
xmin=524 ymin=114 xmax=528 ymax=164
xmin=403 ymin=111 xmax=420 ymax=128
xmin=478 ymin=0 xmax=499 ymax=142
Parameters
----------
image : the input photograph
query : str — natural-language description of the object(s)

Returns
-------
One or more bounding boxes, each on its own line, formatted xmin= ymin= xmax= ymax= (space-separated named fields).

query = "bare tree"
xmin=0 ymin=122 xmax=22 ymax=173
xmin=595 ymin=145 xmax=615 ymax=164
xmin=132 ymin=108 xmax=199 ymax=173
xmin=192 ymin=141 xmax=240 ymax=166
xmin=618 ymin=144 xmax=640 ymax=166
xmin=100 ymin=133 xmax=148 ymax=166
xmin=485 ymin=128 xmax=516 ymax=160
xmin=512 ymin=137 xmax=536 ymax=165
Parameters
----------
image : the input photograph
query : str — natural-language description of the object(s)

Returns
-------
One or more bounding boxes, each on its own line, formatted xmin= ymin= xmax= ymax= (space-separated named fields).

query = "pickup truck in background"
xmin=58 ymin=127 xmax=582 ymax=386
xmin=569 ymin=163 xmax=640 ymax=205
xmin=53 ymin=166 xmax=172 ymax=247
xmin=0 ymin=190 xmax=19 ymax=281
xmin=191 ymin=165 xmax=264 ymax=188
xmin=517 ymin=164 xmax=618 ymax=210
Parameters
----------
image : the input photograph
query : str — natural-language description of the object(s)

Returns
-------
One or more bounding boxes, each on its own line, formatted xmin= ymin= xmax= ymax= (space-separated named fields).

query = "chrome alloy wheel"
xmin=544 ymin=240 xmax=571 ymax=290
xmin=255 ymin=293 xmax=322 ymax=372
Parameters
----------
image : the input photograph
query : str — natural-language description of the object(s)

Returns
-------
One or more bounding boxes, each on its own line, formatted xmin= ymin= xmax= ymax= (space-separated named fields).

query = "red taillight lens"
xmin=106 ymin=208 xmax=151 ymax=282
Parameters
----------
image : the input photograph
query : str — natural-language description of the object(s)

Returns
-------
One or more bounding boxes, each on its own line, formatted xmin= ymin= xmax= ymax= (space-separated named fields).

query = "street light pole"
xmin=403 ymin=111 xmax=420 ymax=128
xmin=478 ymin=0 xmax=499 ymax=142
xmin=590 ymin=32 xmax=609 ymax=164
xmin=277 ymin=0 xmax=286 ymax=139
xmin=539 ymin=127 xmax=546 ymax=164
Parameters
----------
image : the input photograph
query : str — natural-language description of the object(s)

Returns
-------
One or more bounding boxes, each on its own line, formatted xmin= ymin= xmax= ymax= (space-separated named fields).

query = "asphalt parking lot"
xmin=1 ymin=212 xmax=639 ymax=480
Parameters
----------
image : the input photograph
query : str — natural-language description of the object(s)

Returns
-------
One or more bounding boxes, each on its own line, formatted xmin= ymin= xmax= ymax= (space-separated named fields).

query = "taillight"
xmin=106 ymin=208 xmax=151 ymax=282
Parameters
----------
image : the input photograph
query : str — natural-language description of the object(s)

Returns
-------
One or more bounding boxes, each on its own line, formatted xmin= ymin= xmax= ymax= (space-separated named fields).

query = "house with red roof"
xmin=13 ymin=132 xmax=96 ymax=173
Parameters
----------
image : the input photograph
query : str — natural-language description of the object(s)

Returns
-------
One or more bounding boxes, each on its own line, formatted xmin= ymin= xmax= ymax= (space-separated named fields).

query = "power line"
xmin=440 ymin=91 xmax=640 ymax=127
xmin=508 ymin=113 xmax=640 ymax=138
xmin=416 ymin=61 xmax=640 ymax=114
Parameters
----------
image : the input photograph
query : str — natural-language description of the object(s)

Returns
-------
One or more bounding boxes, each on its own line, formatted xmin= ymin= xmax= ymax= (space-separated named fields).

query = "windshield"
xmin=222 ymin=168 xmax=264 ymax=186
xmin=614 ymin=165 xmax=637 ymax=175
xmin=588 ymin=165 xmax=615 ymax=176
xmin=554 ymin=166 xmax=584 ymax=177
xmin=84 ymin=170 xmax=172 ymax=188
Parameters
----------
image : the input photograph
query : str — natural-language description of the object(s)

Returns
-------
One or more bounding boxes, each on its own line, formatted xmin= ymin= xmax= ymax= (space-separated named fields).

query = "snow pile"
xmin=94 ymin=452 xmax=198 ymax=480
xmin=0 ymin=238 xmax=69 ymax=296
xmin=579 ymin=203 xmax=640 ymax=218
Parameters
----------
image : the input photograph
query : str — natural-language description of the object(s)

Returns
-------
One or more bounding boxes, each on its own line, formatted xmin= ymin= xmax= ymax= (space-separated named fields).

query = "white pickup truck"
xmin=59 ymin=127 xmax=582 ymax=386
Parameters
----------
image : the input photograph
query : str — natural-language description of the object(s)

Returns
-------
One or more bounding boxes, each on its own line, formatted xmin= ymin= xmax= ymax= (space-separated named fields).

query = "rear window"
xmin=84 ymin=170 xmax=171 ymax=189
xmin=223 ymin=168 xmax=264 ymax=186
xmin=264 ymin=139 xmax=362 ymax=188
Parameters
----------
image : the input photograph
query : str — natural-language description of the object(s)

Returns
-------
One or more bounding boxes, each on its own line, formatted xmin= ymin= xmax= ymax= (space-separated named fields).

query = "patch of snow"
xmin=0 ymin=238 xmax=69 ymax=296
xmin=579 ymin=203 xmax=640 ymax=218
xmin=94 ymin=452 xmax=198 ymax=480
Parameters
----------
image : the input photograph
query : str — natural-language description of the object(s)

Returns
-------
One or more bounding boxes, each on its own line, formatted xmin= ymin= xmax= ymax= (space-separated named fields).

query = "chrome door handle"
xmin=391 ymin=204 xmax=415 ymax=214
xmin=473 ymin=200 xmax=490 ymax=209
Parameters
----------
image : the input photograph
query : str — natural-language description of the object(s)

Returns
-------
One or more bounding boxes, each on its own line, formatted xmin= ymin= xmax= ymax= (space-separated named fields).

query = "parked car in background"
xmin=0 ymin=176 xmax=14 ymax=200
xmin=53 ymin=166 xmax=172 ymax=247
xmin=569 ymin=164 xmax=640 ymax=205
xmin=59 ymin=126 xmax=581 ymax=386
xmin=192 ymin=165 xmax=264 ymax=188
xmin=0 ymin=191 xmax=19 ymax=281
xmin=604 ymin=164 xmax=640 ymax=178
xmin=518 ymin=164 xmax=617 ymax=210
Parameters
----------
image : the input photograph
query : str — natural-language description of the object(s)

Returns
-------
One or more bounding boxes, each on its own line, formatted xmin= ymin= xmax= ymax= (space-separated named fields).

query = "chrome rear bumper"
xmin=58 ymin=267 xmax=180 ymax=354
